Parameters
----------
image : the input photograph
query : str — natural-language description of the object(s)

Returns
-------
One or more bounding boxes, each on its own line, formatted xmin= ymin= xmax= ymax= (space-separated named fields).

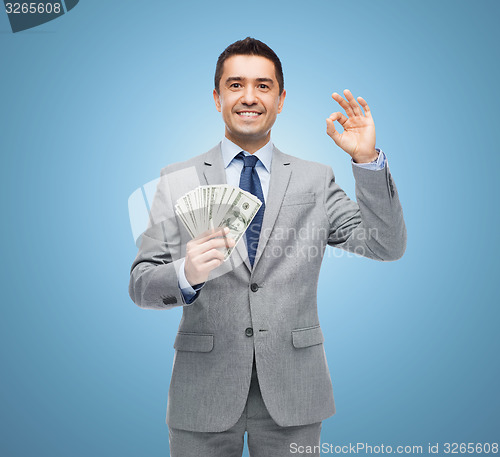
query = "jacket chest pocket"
xmin=281 ymin=192 xmax=315 ymax=206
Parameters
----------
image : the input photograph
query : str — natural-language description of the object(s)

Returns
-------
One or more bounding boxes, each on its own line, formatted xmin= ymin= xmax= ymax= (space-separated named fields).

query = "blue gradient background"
xmin=1 ymin=1 xmax=498 ymax=455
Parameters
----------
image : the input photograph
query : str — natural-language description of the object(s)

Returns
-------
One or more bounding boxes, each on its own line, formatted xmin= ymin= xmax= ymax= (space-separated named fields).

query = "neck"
xmin=225 ymin=131 xmax=270 ymax=154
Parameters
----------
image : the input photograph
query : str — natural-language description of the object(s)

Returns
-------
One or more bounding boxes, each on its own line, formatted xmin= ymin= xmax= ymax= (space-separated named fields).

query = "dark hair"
xmin=214 ymin=37 xmax=284 ymax=95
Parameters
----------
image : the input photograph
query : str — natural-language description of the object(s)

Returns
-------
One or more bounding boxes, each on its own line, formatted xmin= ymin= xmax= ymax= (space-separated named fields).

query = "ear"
xmin=277 ymin=89 xmax=286 ymax=114
xmin=213 ymin=89 xmax=222 ymax=113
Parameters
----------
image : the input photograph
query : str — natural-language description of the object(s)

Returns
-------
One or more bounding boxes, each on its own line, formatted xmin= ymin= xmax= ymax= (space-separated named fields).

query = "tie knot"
xmin=238 ymin=152 xmax=259 ymax=169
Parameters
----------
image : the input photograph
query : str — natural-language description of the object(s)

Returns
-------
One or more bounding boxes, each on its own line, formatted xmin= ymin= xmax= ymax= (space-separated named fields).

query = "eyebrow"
xmin=225 ymin=76 xmax=274 ymax=85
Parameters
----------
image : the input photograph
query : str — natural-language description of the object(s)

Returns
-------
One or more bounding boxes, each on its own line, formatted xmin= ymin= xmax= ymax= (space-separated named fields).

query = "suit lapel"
xmin=202 ymin=143 xmax=227 ymax=187
xmin=252 ymin=147 xmax=292 ymax=270
xmin=202 ymin=143 xmax=252 ymax=272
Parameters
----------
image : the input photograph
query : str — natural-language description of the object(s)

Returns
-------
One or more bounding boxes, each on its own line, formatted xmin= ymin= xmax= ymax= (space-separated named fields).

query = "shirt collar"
xmin=221 ymin=136 xmax=273 ymax=173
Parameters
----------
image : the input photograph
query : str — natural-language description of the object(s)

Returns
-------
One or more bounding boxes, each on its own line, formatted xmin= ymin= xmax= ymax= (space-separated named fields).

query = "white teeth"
xmin=238 ymin=112 xmax=260 ymax=116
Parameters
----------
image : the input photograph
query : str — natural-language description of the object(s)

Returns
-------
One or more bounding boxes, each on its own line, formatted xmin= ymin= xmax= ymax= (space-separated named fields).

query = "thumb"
xmin=326 ymin=118 xmax=341 ymax=145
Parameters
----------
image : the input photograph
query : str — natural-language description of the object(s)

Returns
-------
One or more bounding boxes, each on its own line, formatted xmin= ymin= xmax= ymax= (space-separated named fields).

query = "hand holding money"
xmin=176 ymin=185 xmax=263 ymax=285
xmin=184 ymin=227 xmax=235 ymax=286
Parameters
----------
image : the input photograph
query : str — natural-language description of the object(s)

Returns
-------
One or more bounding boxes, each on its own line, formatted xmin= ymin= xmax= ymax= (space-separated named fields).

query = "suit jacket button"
xmin=245 ymin=327 xmax=254 ymax=337
xmin=250 ymin=283 xmax=259 ymax=292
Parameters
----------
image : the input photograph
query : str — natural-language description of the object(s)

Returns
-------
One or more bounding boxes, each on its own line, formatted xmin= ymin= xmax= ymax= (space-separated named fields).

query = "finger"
xmin=204 ymin=258 xmax=224 ymax=271
xmin=343 ymin=89 xmax=362 ymax=116
xmin=221 ymin=233 xmax=235 ymax=250
xmin=198 ymin=236 xmax=235 ymax=254
xmin=329 ymin=111 xmax=348 ymax=127
xmin=331 ymin=92 xmax=354 ymax=117
xmin=187 ymin=234 xmax=234 ymax=259
xmin=193 ymin=226 xmax=229 ymax=244
xmin=199 ymin=248 xmax=225 ymax=265
xmin=326 ymin=118 xmax=341 ymax=145
xmin=356 ymin=96 xmax=372 ymax=118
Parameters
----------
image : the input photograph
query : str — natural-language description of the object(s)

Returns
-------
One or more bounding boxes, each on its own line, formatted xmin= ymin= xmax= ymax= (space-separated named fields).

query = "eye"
xmin=230 ymin=83 xmax=241 ymax=88
xmin=258 ymin=84 xmax=269 ymax=89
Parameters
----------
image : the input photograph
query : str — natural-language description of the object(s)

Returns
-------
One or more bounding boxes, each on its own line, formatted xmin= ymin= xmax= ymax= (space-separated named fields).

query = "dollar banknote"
xmin=175 ymin=185 xmax=262 ymax=260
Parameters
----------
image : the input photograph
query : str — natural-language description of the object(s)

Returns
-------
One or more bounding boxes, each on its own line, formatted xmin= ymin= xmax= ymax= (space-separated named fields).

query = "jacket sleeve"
xmin=323 ymin=161 xmax=406 ymax=261
xmin=128 ymin=168 xmax=195 ymax=310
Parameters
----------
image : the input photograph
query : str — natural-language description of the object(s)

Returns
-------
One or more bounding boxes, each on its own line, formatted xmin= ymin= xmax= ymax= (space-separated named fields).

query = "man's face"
xmin=213 ymin=55 xmax=286 ymax=151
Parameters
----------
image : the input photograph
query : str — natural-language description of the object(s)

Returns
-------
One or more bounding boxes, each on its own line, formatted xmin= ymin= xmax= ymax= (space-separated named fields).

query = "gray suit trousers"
xmin=168 ymin=356 xmax=322 ymax=457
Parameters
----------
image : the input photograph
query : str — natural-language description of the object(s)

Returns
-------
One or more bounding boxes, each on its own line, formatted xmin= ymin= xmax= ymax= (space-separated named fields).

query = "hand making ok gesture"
xmin=326 ymin=89 xmax=378 ymax=164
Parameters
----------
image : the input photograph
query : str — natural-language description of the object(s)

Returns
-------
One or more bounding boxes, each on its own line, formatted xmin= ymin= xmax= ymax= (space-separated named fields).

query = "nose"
xmin=240 ymin=86 xmax=258 ymax=105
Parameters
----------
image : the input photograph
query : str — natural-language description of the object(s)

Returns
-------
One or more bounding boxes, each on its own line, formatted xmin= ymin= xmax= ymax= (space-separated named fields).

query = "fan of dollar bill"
xmin=175 ymin=185 xmax=263 ymax=260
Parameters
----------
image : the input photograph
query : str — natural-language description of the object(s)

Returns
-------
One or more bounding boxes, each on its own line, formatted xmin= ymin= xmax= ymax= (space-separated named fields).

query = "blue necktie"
xmin=238 ymin=152 xmax=265 ymax=267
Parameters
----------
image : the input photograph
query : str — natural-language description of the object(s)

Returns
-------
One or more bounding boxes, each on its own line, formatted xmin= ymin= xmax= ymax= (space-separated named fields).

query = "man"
xmin=129 ymin=37 xmax=406 ymax=456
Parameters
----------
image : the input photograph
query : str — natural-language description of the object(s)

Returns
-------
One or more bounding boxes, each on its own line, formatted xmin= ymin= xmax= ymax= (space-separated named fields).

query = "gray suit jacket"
xmin=129 ymin=143 xmax=406 ymax=432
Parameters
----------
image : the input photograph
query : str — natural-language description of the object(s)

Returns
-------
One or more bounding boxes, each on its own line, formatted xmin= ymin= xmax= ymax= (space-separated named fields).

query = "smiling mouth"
xmin=236 ymin=111 xmax=262 ymax=118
